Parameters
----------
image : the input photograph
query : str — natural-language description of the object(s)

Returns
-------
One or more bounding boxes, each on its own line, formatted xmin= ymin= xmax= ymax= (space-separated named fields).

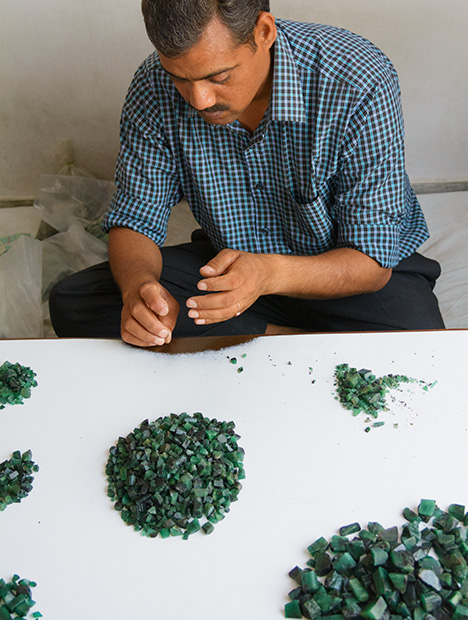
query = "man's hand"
xmin=108 ymin=227 xmax=180 ymax=348
xmin=121 ymin=280 xmax=179 ymax=347
xmin=185 ymin=246 xmax=391 ymax=326
xmin=186 ymin=249 xmax=274 ymax=325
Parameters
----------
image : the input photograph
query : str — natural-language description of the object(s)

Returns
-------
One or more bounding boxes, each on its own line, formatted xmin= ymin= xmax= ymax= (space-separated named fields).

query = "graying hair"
xmin=141 ymin=0 xmax=270 ymax=57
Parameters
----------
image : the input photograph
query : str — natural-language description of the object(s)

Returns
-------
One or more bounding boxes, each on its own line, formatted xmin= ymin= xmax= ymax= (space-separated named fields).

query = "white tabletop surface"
xmin=0 ymin=331 xmax=467 ymax=619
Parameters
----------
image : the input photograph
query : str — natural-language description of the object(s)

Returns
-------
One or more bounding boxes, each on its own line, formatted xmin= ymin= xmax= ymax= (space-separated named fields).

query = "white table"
xmin=1 ymin=332 xmax=467 ymax=619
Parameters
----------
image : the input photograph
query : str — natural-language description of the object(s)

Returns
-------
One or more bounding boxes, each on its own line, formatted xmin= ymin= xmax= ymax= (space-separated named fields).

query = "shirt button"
xmin=255 ymin=182 xmax=264 ymax=190
xmin=261 ymin=227 xmax=270 ymax=236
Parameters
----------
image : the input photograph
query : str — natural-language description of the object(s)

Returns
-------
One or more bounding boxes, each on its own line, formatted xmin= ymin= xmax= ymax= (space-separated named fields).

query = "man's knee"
xmin=49 ymin=262 xmax=122 ymax=338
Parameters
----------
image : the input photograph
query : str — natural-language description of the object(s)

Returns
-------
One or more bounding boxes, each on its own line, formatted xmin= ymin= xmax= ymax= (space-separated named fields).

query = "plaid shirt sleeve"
xmin=332 ymin=69 xmax=424 ymax=267
xmin=102 ymin=64 xmax=183 ymax=246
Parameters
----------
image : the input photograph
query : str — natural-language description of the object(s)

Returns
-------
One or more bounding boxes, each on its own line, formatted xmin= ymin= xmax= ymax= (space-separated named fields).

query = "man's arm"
xmin=186 ymin=247 xmax=391 ymax=325
xmin=108 ymin=227 xmax=179 ymax=346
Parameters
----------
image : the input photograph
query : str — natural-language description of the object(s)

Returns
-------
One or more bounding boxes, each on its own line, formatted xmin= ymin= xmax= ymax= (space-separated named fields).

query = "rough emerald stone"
xmin=348 ymin=577 xmax=369 ymax=602
xmin=314 ymin=552 xmax=332 ymax=576
xmin=284 ymin=600 xmax=302 ymax=618
xmin=330 ymin=535 xmax=349 ymax=552
xmin=370 ymin=547 xmax=388 ymax=566
xmin=301 ymin=570 xmax=320 ymax=594
xmin=361 ymin=596 xmax=388 ymax=619
xmin=421 ymin=591 xmax=442 ymax=613
xmin=418 ymin=499 xmax=437 ymax=520
xmin=308 ymin=537 xmax=329 ymax=556
xmin=339 ymin=522 xmax=361 ymax=537
xmin=334 ymin=552 xmax=356 ymax=574
xmin=453 ymin=606 xmax=468 ymax=620
xmin=301 ymin=597 xmax=322 ymax=619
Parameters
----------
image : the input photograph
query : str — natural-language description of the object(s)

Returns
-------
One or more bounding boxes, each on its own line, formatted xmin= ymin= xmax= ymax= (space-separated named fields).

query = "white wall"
xmin=1 ymin=0 xmax=467 ymax=198
xmin=0 ymin=0 xmax=153 ymax=198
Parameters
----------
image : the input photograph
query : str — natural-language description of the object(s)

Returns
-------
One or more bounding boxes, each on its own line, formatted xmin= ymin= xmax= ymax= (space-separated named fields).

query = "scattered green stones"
xmin=0 ymin=575 xmax=42 ymax=618
xmin=106 ymin=412 xmax=245 ymax=539
xmin=334 ymin=363 xmax=435 ymax=426
xmin=285 ymin=500 xmax=468 ymax=619
xmin=0 ymin=451 xmax=39 ymax=512
xmin=228 ymin=354 xmax=247 ymax=373
xmin=0 ymin=362 xmax=38 ymax=410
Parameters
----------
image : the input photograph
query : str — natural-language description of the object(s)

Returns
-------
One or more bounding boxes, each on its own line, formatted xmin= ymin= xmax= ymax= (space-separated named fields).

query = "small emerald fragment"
xmin=361 ymin=596 xmax=388 ymax=619
xmin=284 ymin=600 xmax=302 ymax=618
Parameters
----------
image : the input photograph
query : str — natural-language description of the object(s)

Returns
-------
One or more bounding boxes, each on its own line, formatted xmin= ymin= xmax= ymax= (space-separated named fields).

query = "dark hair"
xmin=141 ymin=0 xmax=270 ymax=57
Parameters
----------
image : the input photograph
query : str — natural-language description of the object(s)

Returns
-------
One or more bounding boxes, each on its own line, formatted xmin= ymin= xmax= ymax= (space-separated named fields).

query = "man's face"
xmin=158 ymin=14 xmax=276 ymax=126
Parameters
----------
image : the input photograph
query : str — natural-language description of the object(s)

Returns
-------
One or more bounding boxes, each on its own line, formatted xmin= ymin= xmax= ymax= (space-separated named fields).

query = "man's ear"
xmin=254 ymin=12 xmax=277 ymax=50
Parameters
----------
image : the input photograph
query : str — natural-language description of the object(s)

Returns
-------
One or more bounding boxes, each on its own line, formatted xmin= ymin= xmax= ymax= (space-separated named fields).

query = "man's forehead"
xmin=157 ymin=15 xmax=250 ymax=81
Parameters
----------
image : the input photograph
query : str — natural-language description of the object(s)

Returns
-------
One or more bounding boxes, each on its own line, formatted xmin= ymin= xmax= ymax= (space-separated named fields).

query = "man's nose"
xmin=188 ymin=82 xmax=216 ymax=111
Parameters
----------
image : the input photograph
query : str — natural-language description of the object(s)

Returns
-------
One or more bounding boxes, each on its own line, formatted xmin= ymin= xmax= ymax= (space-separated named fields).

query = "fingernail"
xmin=186 ymin=299 xmax=197 ymax=308
xmin=159 ymin=329 xmax=169 ymax=338
xmin=198 ymin=282 xmax=207 ymax=291
xmin=195 ymin=319 xmax=206 ymax=325
xmin=188 ymin=310 xmax=199 ymax=319
xmin=203 ymin=265 xmax=215 ymax=274
xmin=153 ymin=337 xmax=165 ymax=346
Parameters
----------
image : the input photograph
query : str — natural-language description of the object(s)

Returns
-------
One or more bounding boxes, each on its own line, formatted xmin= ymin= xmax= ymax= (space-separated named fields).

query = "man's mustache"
xmin=192 ymin=103 xmax=231 ymax=113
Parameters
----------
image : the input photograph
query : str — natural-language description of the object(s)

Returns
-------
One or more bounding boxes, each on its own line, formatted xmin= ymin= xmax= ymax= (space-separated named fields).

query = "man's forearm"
xmin=108 ymin=227 xmax=163 ymax=297
xmin=261 ymin=247 xmax=392 ymax=299
xmin=186 ymin=246 xmax=392 ymax=327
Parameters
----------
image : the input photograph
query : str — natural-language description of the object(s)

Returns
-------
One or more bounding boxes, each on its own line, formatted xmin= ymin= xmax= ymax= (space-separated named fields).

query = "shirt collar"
xmin=269 ymin=27 xmax=306 ymax=124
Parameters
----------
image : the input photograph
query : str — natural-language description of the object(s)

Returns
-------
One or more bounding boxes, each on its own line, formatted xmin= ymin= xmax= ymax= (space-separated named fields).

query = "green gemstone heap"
xmin=334 ymin=364 xmax=432 ymax=419
xmin=0 ymin=362 xmax=38 ymax=410
xmin=0 ymin=575 xmax=42 ymax=618
xmin=0 ymin=450 xmax=39 ymax=512
xmin=106 ymin=412 xmax=245 ymax=539
xmin=285 ymin=500 xmax=468 ymax=619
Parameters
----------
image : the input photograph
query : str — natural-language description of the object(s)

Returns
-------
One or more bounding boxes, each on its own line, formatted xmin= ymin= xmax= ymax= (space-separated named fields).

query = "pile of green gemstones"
xmin=106 ymin=412 xmax=245 ymax=539
xmin=285 ymin=500 xmax=468 ymax=619
xmin=0 ymin=450 xmax=39 ymax=512
xmin=0 ymin=362 xmax=38 ymax=410
xmin=334 ymin=364 xmax=434 ymax=422
xmin=0 ymin=575 xmax=42 ymax=618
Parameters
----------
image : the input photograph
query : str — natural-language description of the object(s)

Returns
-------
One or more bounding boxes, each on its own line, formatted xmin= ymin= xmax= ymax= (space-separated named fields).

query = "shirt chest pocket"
xmin=281 ymin=192 xmax=337 ymax=255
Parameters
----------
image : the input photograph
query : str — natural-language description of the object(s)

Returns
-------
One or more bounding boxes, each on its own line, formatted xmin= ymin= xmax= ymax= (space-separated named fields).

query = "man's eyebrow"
xmin=162 ymin=65 xmax=237 ymax=81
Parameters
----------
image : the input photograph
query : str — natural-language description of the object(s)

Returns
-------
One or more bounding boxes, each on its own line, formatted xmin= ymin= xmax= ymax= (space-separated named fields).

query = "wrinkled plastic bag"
xmin=34 ymin=174 xmax=115 ymax=241
xmin=42 ymin=222 xmax=108 ymax=301
xmin=0 ymin=235 xmax=43 ymax=338
xmin=0 ymin=174 xmax=114 ymax=338
xmin=36 ymin=175 xmax=113 ymax=334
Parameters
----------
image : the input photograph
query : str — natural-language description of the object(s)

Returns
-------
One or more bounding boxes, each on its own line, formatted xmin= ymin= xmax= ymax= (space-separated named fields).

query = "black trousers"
xmin=49 ymin=236 xmax=444 ymax=338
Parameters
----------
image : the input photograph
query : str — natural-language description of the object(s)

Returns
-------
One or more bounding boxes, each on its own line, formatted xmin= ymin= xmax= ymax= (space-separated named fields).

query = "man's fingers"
xmin=140 ymin=282 xmax=169 ymax=316
xmin=121 ymin=316 xmax=170 ymax=347
xmin=199 ymin=249 xmax=240 ymax=279
xmin=128 ymin=299 xmax=169 ymax=337
xmin=187 ymin=296 xmax=246 ymax=325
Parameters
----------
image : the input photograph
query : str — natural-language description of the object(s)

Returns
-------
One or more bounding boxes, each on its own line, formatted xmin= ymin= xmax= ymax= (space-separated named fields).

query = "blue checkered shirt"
xmin=103 ymin=19 xmax=429 ymax=268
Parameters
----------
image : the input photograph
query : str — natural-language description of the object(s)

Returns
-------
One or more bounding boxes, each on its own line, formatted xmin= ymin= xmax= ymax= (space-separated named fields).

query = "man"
xmin=50 ymin=0 xmax=444 ymax=347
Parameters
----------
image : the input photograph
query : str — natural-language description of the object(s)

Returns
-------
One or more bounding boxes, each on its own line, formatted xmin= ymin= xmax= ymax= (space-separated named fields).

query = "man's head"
xmin=141 ymin=0 xmax=276 ymax=127
xmin=142 ymin=0 xmax=270 ymax=58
